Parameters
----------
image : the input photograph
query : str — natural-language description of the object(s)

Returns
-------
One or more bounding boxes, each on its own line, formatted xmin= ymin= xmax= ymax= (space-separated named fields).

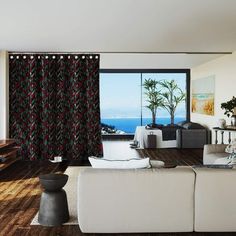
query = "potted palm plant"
xmin=158 ymin=80 xmax=185 ymax=125
xmin=221 ymin=96 xmax=236 ymax=126
xmin=143 ymin=79 xmax=163 ymax=127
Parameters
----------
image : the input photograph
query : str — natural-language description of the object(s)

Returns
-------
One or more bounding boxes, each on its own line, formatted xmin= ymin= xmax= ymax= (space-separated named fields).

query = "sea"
xmin=101 ymin=117 xmax=185 ymax=134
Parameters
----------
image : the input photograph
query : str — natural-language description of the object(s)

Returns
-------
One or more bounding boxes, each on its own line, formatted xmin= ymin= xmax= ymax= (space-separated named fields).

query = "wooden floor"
xmin=0 ymin=144 xmax=232 ymax=236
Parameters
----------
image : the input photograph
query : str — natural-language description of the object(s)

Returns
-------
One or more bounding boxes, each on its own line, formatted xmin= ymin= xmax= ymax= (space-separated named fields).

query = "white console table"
xmin=134 ymin=126 xmax=177 ymax=149
xmin=213 ymin=127 xmax=236 ymax=144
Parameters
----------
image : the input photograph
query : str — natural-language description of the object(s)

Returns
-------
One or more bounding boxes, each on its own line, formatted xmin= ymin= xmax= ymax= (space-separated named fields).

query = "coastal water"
xmin=101 ymin=117 xmax=185 ymax=134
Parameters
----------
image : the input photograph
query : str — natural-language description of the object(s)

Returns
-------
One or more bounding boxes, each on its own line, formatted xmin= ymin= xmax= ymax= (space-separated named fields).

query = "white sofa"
xmin=203 ymin=144 xmax=228 ymax=164
xmin=77 ymin=166 xmax=236 ymax=233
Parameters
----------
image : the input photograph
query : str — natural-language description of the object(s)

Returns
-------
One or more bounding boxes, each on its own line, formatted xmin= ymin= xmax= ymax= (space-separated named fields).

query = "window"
xmin=100 ymin=69 xmax=190 ymax=135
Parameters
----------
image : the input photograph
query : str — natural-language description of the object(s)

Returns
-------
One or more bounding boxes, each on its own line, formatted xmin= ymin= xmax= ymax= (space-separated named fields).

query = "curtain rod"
xmin=9 ymin=51 xmax=232 ymax=55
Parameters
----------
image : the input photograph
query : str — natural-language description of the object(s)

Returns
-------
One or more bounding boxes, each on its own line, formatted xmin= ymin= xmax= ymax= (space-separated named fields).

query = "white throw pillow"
xmin=225 ymin=139 xmax=236 ymax=153
xmin=150 ymin=160 xmax=165 ymax=168
xmin=89 ymin=157 xmax=151 ymax=169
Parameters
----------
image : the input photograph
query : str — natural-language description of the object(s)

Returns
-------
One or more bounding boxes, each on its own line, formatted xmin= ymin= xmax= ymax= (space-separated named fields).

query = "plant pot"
xmin=231 ymin=115 xmax=236 ymax=127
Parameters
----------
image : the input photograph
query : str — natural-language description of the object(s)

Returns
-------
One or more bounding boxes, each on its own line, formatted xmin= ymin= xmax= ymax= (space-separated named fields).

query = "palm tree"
xmin=143 ymin=79 xmax=163 ymax=126
xmin=158 ymin=80 xmax=185 ymax=125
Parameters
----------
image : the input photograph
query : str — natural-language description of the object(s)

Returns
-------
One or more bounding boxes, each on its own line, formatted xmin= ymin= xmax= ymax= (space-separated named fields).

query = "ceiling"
xmin=0 ymin=0 xmax=236 ymax=67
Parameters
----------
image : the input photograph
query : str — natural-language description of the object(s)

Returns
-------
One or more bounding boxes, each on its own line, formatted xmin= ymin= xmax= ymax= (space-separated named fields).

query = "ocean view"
xmin=101 ymin=117 xmax=185 ymax=134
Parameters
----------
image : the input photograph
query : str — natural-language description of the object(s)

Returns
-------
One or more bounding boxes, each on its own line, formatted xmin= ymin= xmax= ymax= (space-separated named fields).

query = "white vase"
xmin=218 ymin=119 xmax=226 ymax=129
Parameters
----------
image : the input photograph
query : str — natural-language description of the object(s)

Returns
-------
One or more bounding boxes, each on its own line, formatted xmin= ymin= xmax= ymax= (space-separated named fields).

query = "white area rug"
xmin=31 ymin=166 xmax=86 ymax=225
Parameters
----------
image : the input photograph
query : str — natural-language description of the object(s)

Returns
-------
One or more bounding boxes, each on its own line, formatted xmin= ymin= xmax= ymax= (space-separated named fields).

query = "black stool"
xmin=38 ymin=173 xmax=69 ymax=226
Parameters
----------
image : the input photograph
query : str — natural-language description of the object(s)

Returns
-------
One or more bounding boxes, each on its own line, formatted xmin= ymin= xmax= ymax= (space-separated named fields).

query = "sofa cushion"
xmin=177 ymin=120 xmax=188 ymax=127
xmin=182 ymin=122 xmax=205 ymax=129
xmin=88 ymin=157 xmax=151 ymax=169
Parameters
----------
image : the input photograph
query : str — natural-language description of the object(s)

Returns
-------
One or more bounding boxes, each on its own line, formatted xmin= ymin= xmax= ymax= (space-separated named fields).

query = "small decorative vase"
xmin=218 ymin=119 xmax=226 ymax=129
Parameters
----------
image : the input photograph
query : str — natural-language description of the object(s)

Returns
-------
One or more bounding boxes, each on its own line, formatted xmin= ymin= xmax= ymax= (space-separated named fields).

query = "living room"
xmin=0 ymin=0 xmax=236 ymax=235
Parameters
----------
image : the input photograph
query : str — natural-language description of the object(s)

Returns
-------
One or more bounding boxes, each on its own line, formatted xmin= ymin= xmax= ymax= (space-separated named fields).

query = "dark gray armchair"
xmin=176 ymin=122 xmax=211 ymax=148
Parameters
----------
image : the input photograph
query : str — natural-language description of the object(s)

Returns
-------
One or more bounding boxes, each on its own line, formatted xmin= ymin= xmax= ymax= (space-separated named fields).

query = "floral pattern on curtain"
xmin=9 ymin=54 xmax=103 ymax=161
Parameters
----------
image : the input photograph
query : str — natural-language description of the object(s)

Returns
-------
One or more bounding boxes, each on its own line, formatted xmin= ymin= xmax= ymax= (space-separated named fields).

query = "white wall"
xmin=100 ymin=53 xmax=223 ymax=69
xmin=191 ymin=52 xmax=236 ymax=143
xmin=0 ymin=51 xmax=9 ymax=139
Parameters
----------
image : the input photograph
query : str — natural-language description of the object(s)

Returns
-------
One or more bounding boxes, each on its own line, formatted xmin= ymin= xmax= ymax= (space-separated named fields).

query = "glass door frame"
xmin=100 ymin=69 xmax=191 ymax=139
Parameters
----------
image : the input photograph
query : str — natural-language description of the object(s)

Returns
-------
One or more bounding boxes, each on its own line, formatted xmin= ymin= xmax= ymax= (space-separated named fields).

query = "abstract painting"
xmin=192 ymin=75 xmax=215 ymax=116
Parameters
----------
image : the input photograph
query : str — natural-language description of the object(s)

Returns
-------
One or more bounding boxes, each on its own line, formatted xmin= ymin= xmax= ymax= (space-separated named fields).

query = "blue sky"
xmin=100 ymin=73 xmax=186 ymax=119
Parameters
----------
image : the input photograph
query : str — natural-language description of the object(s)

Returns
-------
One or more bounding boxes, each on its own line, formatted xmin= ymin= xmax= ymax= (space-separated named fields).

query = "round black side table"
xmin=38 ymin=173 xmax=69 ymax=226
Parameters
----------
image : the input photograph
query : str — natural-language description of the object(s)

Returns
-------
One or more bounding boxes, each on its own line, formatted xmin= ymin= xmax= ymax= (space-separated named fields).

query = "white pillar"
xmin=0 ymin=51 xmax=9 ymax=139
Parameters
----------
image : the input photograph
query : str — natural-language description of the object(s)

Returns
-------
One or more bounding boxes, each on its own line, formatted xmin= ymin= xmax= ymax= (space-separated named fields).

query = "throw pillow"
xmin=182 ymin=122 xmax=205 ymax=129
xmin=88 ymin=157 xmax=151 ymax=169
xmin=177 ymin=120 xmax=188 ymax=127
xmin=225 ymin=139 xmax=236 ymax=153
xmin=150 ymin=160 xmax=165 ymax=168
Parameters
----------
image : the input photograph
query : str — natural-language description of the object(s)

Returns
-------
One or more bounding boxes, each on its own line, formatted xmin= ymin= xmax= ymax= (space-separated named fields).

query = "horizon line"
xmin=101 ymin=116 xmax=186 ymax=119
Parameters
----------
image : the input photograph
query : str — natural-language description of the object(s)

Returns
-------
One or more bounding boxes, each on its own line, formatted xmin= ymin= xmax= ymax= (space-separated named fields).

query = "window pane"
xmin=100 ymin=73 xmax=141 ymax=134
xmin=142 ymin=73 xmax=186 ymax=125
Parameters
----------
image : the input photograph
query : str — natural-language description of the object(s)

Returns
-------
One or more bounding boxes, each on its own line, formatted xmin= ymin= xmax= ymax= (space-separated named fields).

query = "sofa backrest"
xmin=77 ymin=167 xmax=195 ymax=233
xmin=194 ymin=167 xmax=236 ymax=232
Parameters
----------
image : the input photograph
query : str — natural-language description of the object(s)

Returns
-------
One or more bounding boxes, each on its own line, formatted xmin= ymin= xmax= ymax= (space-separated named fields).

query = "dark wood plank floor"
xmin=0 ymin=147 xmax=233 ymax=236
xmin=137 ymin=148 xmax=203 ymax=166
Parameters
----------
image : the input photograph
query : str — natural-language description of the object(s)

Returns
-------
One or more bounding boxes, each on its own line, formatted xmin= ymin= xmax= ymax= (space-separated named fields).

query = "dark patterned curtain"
xmin=9 ymin=54 xmax=102 ymax=161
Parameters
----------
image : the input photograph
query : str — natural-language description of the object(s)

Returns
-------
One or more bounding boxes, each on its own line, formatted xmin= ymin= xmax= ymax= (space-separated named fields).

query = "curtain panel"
xmin=9 ymin=54 xmax=102 ymax=161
